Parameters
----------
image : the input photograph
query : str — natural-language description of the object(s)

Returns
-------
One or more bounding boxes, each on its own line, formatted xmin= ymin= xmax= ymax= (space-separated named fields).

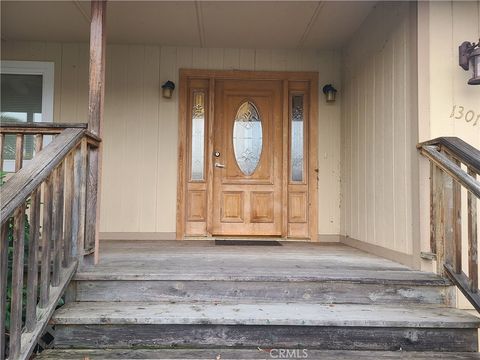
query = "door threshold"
xmin=183 ymin=236 xmax=311 ymax=242
xmin=215 ymin=239 xmax=282 ymax=246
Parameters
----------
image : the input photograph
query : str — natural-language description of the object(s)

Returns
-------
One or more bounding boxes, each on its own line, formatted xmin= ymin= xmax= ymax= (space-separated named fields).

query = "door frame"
xmin=176 ymin=69 xmax=318 ymax=240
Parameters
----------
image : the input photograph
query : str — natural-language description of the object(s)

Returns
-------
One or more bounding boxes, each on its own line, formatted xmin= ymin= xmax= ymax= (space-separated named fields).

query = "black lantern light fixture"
xmin=459 ymin=40 xmax=480 ymax=85
xmin=322 ymin=84 xmax=337 ymax=103
xmin=161 ymin=80 xmax=175 ymax=99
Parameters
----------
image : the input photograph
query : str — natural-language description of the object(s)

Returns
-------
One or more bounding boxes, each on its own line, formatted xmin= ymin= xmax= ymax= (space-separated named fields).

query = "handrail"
xmin=420 ymin=145 xmax=480 ymax=198
xmin=0 ymin=121 xmax=101 ymax=176
xmin=0 ymin=126 xmax=101 ymax=360
xmin=0 ymin=122 xmax=88 ymax=132
xmin=1 ymin=128 xmax=85 ymax=223
xmin=418 ymin=137 xmax=480 ymax=312
xmin=419 ymin=137 xmax=480 ymax=175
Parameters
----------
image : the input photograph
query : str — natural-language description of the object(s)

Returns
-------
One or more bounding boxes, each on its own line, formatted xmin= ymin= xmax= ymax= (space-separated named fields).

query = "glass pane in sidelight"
xmin=291 ymin=95 xmax=304 ymax=182
xmin=191 ymin=91 xmax=205 ymax=180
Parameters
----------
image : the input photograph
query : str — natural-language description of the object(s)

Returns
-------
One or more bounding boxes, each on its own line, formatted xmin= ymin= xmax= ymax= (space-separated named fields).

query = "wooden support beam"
xmin=87 ymin=0 xmax=106 ymax=264
xmin=88 ymin=0 xmax=106 ymax=135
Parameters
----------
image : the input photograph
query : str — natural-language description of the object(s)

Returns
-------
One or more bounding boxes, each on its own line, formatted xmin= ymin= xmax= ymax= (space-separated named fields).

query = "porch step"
xmin=73 ymin=269 xmax=454 ymax=305
xmin=35 ymin=348 xmax=480 ymax=359
xmin=72 ymin=278 xmax=453 ymax=305
xmin=52 ymin=301 xmax=480 ymax=351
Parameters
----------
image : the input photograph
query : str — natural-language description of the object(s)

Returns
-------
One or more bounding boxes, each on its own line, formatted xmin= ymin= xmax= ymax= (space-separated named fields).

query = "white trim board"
xmin=340 ymin=235 xmax=416 ymax=269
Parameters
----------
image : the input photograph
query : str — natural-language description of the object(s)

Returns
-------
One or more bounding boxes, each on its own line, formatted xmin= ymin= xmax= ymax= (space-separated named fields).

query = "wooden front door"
xmin=178 ymin=69 xmax=318 ymax=240
xmin=212 ymin=80 xmax=283 ymax=236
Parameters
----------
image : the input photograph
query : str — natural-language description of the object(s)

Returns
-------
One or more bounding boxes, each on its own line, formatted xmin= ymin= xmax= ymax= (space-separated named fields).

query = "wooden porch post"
xmin=87 ymin=0 xmax=106 ymax=264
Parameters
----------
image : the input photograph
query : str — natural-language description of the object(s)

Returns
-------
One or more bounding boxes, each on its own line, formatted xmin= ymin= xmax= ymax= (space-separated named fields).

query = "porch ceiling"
xmin=1 ymin=1 xmax=376 ymax=50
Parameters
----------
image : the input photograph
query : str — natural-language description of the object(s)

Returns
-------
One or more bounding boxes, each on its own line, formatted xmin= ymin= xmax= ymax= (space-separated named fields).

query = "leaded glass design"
xmin=291 ymin=95 xmax=304 ymax=182
xmin=191 ymin=91 xmax=205 ymax=180
xmin=233 ymin=101 xmax=262 ymax=176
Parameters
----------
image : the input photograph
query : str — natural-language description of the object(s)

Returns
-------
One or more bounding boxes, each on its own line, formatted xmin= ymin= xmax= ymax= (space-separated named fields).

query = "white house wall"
xmin=340 ymin=1 xmax=418 ymax=263
xmin=1 ymin=42 xmax=342 ymax=238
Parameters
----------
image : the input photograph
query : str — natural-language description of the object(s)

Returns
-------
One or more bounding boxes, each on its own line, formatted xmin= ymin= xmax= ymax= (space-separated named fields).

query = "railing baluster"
xmin=39 ymin=176 xmax=53 ymax=308
xmin=0 ymin=133 xmax=4 ymax=173
xmin=64 ymin=153 xmax=75 ymax=266
xmin=433 ymin=164 xmax=446 ymax=275
xmin=468 ymin=167 xmax=478 ymax=292
xmin=15 ymin=134 xmax=24 ymax=172
xmin=85 ymin=143 xmax=98 ymax=258
xmin=75 ymin=140 xmax=87 ymax=263
xmin=430 ymin=163 xmax=437 ymax=254
xmin=9 ymin=205 xmax=26 ymax=359
xmin=453 ymin=160 xmax=462 ymax=275
xmin=443 ymin=152 xmax=456 ymax=271
xmin=52 ymin=163 xmax=65 ymax=287
xmin=443 ymin=169 xmax=463 ymax=274
xmin=0 ymin=223 xmax=8 ymax=360
xmin=35 ymin=134 xmax=44 ymax=156
xmin=25 ymin=135 xmax=43 ymax=332
xmin=71 ymin=147 xmax=80 ymax=260
xmin=25 ymin=186 xmax=41 ymax=332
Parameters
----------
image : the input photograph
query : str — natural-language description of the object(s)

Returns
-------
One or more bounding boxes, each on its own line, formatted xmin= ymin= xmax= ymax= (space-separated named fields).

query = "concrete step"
xmin=52 ymin=301 xmax=480 ymax=352
xmin=35 ymin=348 xmax=480 ymax=359
xmin=72 ymin=270 xmax=454 ymax=305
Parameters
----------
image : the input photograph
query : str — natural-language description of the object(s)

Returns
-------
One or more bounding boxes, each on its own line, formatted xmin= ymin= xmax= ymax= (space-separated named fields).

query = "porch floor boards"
xmin=76 ymin=240 xmax=446 ymax=284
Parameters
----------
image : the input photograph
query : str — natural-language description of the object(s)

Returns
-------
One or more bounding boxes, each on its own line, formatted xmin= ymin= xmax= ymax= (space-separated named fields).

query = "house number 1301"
xmin=450 ymin=105 xmax=480 ymax=126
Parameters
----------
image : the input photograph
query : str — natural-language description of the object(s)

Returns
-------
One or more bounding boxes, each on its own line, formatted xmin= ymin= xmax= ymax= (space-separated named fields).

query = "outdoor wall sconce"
xmin=459 ymin=40 xmax=480 ymax=85
xmin=161 ymin=80 xmax=175 ymax=99
xmin=322 ymin=84 xmax=337 ymax=102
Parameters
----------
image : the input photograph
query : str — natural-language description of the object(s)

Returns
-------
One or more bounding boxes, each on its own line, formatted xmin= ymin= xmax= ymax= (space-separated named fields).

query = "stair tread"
xmin=52 ymin=301 xmax=480 ymax=328
xmin=35 ymin=349 xmax=480 ymax=359
xmin=74 ymin=269 xmax=449 ymax=285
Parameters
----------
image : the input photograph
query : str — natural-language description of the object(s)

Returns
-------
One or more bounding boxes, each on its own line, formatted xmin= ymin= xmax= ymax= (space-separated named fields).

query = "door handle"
xmin=215 ymin=162 xmax=226 ymax=168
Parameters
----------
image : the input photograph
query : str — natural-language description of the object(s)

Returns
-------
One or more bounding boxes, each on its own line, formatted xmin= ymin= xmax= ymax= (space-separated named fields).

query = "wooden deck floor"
xmin=78 ymin=240 xmax=445 ymax=284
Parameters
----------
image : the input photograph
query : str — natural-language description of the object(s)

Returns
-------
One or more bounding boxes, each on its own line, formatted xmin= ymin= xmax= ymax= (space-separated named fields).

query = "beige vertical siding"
xmin=425 ymin=1 xmax=480 ymax=144
xmin=341 ymin=2 xmax=417 ymax=256
xmin=1 ymin=42 xmax=342 ymax=236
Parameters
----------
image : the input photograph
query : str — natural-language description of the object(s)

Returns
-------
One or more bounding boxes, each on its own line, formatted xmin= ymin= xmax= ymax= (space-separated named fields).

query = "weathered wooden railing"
xmin=418 ymin=137 xmax=480 ymax=312
xmin=0 ymin=123 xmax=100 ymax=360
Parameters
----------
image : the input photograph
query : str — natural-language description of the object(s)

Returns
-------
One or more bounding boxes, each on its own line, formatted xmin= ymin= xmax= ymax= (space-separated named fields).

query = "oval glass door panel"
xmin=233 ymin=101 xmax=263 ymax=176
